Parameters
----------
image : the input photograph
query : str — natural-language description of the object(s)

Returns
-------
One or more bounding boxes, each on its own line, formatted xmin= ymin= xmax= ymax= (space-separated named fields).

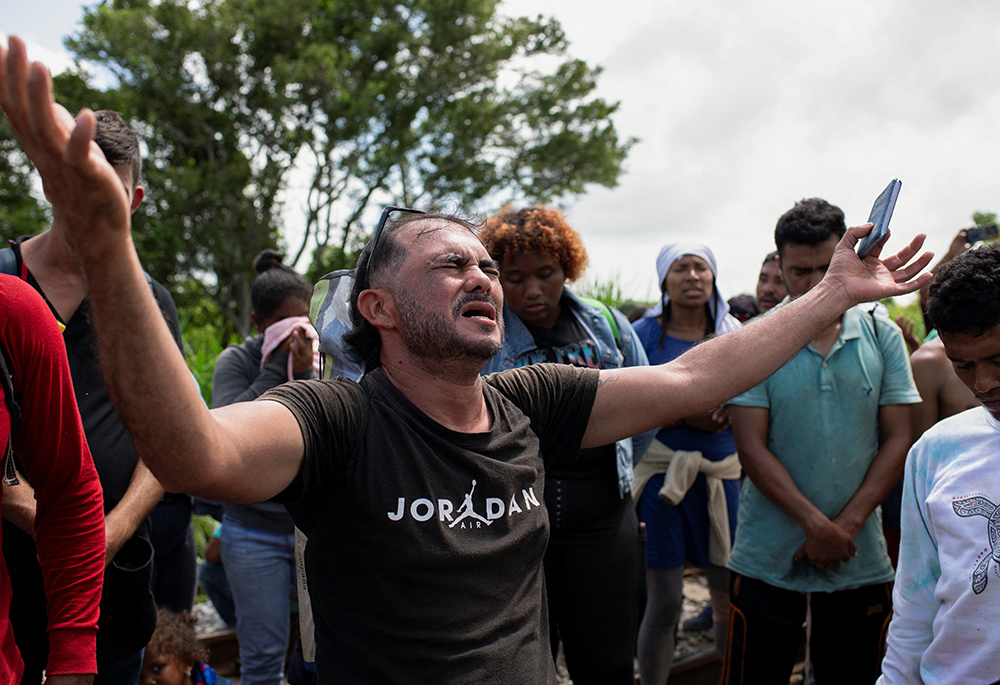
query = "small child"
xmin=141 ymin=608 xmax=233 ymax=685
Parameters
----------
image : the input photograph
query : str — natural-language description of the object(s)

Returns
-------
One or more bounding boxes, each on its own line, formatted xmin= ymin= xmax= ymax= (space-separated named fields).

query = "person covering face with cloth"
xmin=210 ymin=249 xmax=317 ymax=685
xmin=630 ymin=243 xmax=742 ymax=684
xmin=480 ymin=205 xmax=653 ymax=685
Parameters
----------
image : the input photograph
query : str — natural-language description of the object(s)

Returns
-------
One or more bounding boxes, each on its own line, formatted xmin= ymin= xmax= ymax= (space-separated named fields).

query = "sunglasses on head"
xmin=359 ymin=205 xmax=427 ymax=286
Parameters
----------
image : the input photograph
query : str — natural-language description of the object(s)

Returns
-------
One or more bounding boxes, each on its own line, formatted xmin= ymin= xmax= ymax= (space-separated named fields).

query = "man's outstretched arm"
xmin=0 ymin=37 xmax=304 ymax=503
xmin=582 ymin=226 xmax=932 ymax=448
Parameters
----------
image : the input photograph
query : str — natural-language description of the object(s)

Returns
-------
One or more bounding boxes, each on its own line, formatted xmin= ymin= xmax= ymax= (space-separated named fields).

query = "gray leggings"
xmin=637 ymin=565 xmax=730 ymax=684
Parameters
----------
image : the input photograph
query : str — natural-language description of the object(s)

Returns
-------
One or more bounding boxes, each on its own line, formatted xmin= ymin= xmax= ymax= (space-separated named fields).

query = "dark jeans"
xmin=544 ymin=475 xmax=644 ymax=685
xmin=4 ymin=521 xmax=47 ymax=685
xmin=150 ymin=495 xmax=197 ymax=612
xmin=721 ymin=573 xmax=892 ymax=685
xmin=95 ymin=648 xmax=143 ymax=685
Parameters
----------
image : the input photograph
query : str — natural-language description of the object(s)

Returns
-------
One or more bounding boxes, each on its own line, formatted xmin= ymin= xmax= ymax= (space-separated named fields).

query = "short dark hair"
xmin=344 ymin=210 xmax=481 ymax=371
xmin=93 ymin=110 xmax=142 ymax=189
xmin=727 ymin=294 xmax=759 ymax=323
xmin=251 ymin=249 xmax=311 ymax=322
xmin=928 ymin=243 xmax=1000 ymax=337
xmin=774 ymin=198 xmax=846 ymax=255
xmin=762 ymin=250 xmax=779 ymax=266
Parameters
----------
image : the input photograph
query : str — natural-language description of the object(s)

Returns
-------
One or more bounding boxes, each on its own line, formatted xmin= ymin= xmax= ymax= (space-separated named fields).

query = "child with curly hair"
xmin=140 ymin=609 xmax=232 ymax=685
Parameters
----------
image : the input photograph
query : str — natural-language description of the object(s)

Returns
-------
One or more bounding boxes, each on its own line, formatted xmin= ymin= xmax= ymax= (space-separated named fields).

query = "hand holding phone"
xmin=965 ymin=222 xmax=998 ymax=244
xmin=857 ymin=179 xmax=902 ymax=259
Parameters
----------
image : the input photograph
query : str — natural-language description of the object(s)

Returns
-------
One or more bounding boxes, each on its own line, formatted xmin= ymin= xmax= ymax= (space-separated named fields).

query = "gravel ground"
xmin=192 ymin=601 xmax=230 ymax=636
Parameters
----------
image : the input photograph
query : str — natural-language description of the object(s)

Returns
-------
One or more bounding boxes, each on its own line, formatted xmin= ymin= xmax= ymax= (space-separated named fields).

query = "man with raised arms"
xmin=0 ymin=37 xmax=933 ymax=684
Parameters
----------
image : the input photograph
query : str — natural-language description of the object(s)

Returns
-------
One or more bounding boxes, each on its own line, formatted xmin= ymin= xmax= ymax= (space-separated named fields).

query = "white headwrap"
xmin=644 ymin=243 xmax=740 ymax=334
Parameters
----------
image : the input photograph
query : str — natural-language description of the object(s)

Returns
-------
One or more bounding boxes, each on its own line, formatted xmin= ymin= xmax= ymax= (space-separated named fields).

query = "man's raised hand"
xmin=0 ymin=37 xmax=131 ymax=260
xmin=824 ymin=225 xmax=933 ymax=306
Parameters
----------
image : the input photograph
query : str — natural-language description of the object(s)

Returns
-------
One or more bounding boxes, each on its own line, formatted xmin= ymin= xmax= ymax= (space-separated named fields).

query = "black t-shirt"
xmin=13 ymin=238 xmax=184 ymax=517
xmin=515 ymin=303 xmax=614 ymax=475
xmin=516 ymin=305 xmax=604 ymax=369
xmin=264 ymin=364 xmax=598 ymax=684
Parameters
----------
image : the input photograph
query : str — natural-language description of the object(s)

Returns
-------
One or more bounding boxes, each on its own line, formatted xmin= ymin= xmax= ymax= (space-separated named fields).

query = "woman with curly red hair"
xmin=481 ymin=205 xmax=653 ymax=685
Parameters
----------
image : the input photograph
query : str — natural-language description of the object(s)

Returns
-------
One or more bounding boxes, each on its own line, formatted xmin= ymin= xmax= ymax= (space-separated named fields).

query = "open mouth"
xmin=459 ymin=301 xmax=496 ymax=321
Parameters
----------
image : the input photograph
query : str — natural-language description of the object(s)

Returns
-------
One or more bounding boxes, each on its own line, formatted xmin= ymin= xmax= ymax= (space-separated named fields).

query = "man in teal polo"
xmin=721 ymin=198 xmax=921 ymax=685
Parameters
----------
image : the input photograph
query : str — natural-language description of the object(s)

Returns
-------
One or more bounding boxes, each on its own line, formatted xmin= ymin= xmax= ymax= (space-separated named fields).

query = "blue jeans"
xmin=199 ymin=560 xmax=237 ymax=628
xmin=221 ymin=515 xmax=296 ymax=685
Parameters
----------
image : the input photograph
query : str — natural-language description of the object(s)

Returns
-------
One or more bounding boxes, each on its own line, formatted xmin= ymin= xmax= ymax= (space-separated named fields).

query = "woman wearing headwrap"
xmin=630 ymin=244 xmax=742 ymax=684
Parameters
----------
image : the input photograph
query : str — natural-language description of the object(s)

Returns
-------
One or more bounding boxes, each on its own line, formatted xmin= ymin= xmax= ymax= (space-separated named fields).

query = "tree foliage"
xmin=0 ymin=118 xmax=50 ymax=240
xmin=973 ymin=211 xmax=997 ymax=228
xmin=26 ymin=0 xmax=633 ymax=338
xmin=67 ymin=0 xmax=307 ymax=337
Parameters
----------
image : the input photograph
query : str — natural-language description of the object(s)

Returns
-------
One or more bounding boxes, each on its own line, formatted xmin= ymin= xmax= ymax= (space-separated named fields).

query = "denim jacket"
xmin=481 ymin=289 xmax=655 ymax=497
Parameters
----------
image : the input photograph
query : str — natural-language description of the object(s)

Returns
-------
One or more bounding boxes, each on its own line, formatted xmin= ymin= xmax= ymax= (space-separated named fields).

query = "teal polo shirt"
xmin=727 ymin=306 xmax=920 ymax=592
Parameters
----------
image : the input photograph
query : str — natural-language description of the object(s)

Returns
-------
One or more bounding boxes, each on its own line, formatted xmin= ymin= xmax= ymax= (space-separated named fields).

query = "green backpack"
xmin=579 ymin=297 xmax=621 ymax=346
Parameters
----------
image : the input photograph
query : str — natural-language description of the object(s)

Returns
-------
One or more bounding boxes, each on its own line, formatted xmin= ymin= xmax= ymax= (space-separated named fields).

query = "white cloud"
xmin=501 ymin=0 xmax=1000 ymax=299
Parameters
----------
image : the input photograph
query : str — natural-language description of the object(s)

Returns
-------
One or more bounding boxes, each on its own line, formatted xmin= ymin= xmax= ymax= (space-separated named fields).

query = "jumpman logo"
xmin=953 ymin=493 xmax=1000 ymax=594
xmin=449 ymin=479 xmax=492 ymax=528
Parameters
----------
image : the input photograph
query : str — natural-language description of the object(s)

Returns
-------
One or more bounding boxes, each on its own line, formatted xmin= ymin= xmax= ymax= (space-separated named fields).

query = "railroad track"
xmin=202 ymin=629 xmax=724 ymax=685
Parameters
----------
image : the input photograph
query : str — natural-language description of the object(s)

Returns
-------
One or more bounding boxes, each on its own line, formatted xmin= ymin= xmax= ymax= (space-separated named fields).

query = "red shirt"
xmin=0 ymin=275 xmax=104 ymax=682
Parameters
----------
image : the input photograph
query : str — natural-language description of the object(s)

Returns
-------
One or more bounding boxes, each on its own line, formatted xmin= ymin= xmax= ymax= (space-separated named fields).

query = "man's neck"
xmin=20 ymin=225 xmax=89 ymax=321
xmin=810 ymin=313 xmax=844 ymax=356
xmin=662 ymin=303 xmax=709 ymax=341
xmin=379 ymin=353 xmax=492 ymax=434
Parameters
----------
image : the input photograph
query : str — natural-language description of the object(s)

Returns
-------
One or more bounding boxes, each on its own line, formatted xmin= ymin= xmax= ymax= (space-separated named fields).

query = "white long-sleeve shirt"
xmin=879 ymin=406 xmax=1000 ymax=684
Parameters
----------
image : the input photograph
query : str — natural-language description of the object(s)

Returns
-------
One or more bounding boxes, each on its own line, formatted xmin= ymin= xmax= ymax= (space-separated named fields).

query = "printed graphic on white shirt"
xmin=952 ymin=492 xmax=1000 ymax=594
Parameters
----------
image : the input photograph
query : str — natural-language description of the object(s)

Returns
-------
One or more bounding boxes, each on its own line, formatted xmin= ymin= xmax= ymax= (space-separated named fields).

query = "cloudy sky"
xmin=6 ymin=0 xmax=1000 ymax=301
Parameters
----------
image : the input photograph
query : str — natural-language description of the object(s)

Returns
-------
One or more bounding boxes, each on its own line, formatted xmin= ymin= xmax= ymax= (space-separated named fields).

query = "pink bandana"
xmin=260 ymin=316 xmax=320 ymax=381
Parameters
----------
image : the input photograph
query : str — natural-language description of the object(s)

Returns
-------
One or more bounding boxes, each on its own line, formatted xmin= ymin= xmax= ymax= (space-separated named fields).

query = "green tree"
xmin=67 ymin=0 xmax=308 ymax=338
xmin=52 ymin=0 xmax=632 ymax=337
xmin=0 ymin=118 xmax=49 ymax=240
xmin=973 ymin=211 xmax=997 ymax=229
xmin=291 ymin=1 xmax=634 ymax=262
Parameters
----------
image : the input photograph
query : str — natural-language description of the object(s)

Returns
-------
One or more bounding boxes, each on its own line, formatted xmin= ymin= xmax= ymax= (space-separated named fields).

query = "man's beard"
xmin=396 ymin=290 xmax=503 ymax=364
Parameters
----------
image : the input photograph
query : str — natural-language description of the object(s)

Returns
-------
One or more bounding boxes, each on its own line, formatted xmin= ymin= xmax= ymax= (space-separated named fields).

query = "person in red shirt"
xmin=0 ymin=275 xmax=105 ymax=684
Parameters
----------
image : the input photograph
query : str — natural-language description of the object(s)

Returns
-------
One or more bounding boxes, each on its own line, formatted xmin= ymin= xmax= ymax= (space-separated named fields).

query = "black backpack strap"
xmin=0 ymin=247 xmax=17 ymax=277
xmin=0 ymin=247 xmax=21 ymax=485
xmin=0 ymin=343 xmax=20 ymax=486
xmin=1 ymin=245 xmax=23 ymax=484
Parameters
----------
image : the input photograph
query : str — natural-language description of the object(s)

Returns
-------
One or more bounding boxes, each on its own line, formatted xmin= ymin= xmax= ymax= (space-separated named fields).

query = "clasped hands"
xmin=793 ymin=513 xmax=861 ymax=571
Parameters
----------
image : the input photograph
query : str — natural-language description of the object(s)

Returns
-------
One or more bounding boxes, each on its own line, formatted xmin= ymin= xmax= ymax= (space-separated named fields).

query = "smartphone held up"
xmin=857 ymin=179 xmax=902 ymax=260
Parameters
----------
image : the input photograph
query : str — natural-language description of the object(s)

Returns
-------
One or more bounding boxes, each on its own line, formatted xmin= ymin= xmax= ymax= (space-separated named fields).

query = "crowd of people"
xmin=1 ymin=34 xmax=999 ymax=685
